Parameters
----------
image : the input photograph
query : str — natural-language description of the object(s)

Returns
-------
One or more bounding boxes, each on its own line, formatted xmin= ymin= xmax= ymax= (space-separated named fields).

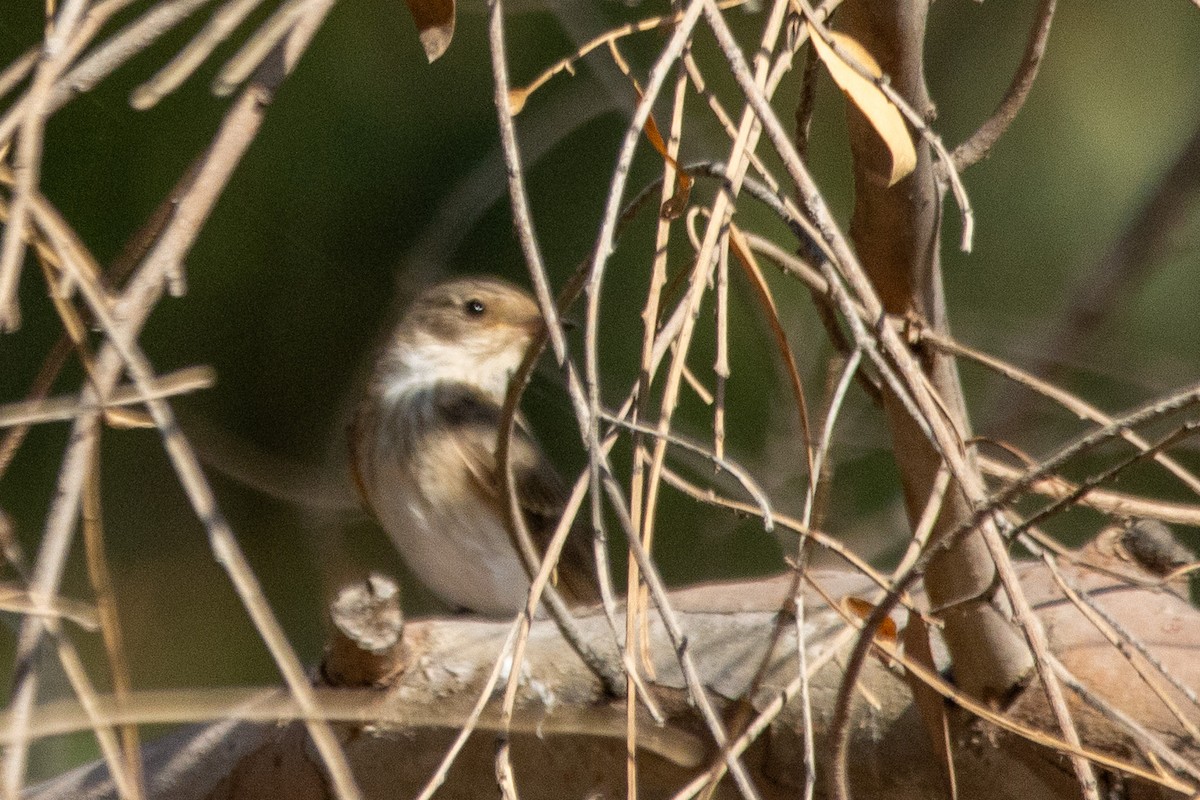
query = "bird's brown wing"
xmin=434 ymin=386 xmax=599 ymax=605
xmin=508 ymin=426 xmax=600 ymax=606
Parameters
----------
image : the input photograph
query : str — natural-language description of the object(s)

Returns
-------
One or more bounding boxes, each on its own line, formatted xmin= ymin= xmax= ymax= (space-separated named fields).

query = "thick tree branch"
xmin=22 ymin=557 xmax=1200 ymax=800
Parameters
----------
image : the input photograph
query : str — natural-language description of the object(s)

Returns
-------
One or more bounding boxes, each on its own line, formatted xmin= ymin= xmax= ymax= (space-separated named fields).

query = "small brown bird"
xmin=350 ymin=276 xmax=598 ymax=615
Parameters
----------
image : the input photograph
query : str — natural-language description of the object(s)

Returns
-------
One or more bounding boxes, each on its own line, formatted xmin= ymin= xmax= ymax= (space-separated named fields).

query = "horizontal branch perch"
xmin=25 ymin=549 xmax=1200 ymax=800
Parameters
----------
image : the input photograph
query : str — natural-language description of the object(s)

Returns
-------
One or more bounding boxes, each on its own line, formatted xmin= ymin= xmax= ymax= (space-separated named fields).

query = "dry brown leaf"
xmin=807 ymin=23 xmax=915 ymax=186
xmin=843 ymin=595 xmax=897 ymax=642
xmin=404 ymin=0 xmax=455 ymax=63
xmin=632 ymin=86 xmax=691 ymax=219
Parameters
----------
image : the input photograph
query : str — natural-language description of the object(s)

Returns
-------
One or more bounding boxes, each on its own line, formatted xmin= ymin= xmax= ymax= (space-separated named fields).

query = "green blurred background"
xmin=2 ymin=0 xmax=1199 ymax=781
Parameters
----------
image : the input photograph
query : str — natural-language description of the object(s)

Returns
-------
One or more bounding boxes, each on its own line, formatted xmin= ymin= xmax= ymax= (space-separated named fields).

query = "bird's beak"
xmin=515 ymin=311 xmax=574 ymax=337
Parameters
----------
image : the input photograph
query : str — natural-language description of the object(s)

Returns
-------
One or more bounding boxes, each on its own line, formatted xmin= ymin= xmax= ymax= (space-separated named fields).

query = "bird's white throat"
xmin=377 ymin=335 xmax=522 ymax=408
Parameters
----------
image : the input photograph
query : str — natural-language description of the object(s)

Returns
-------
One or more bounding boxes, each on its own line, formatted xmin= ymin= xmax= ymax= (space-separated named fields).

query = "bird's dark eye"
xmin=464 ymin=299 xmax=486 ymax=317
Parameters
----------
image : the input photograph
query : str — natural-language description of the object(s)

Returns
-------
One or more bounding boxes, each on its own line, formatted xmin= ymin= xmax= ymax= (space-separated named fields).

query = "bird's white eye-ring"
xmin=464 ymin=299 xmax=486 ymax=316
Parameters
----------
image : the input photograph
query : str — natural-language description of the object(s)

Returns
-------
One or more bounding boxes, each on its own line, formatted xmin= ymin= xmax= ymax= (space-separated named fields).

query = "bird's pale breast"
xmin=360 ymin=387 xmax=535 ymax=615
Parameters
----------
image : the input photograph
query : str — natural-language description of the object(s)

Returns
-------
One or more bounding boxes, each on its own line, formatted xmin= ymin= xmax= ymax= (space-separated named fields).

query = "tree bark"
xmin=838 ymin=0 xmax=1035 ymax=702
xmin=24 ymin=543 xmax=1200 ymax=799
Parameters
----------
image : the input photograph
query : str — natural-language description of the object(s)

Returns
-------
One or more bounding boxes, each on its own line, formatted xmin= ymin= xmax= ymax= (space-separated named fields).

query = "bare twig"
xmin=1004 ymin=419 xmax=1200 ymax=546
xmin=1047 ymin=655 xmax=1200 ymax=784
xmin=485 ymin=7 xmax=770 ymax=798
xmin=211 ymin=0 xmax=319 ymax=96
xmin=82 ymin=444 xmax=146 ymax=800
xmin=3 ymin=4 xmax=358 ymax=797
xmin=0 ymin=366 xmax=216 ymax=428
xmin=983 ymin=455 xmax=1200 ymax=527
xmin=838 ymin=589 xmax=1194 ymax=794
xmin=132 ymin=0 xmax=270 ymax=108
xmin=1038 ymin=550 xmax=1200 ymax=746
xmin=916 ymin=325 xmax=1200 ymax=496
xmin=0 ymin=39 xmax=59 ymax=330
xmin=603 ymin=413 xmax=774 ymax=528
xmin=0 ymin=49 xmax=37 ymax=101
xmin=413 ymin=619 xmax=522 ymax=800
xmin=508 ymin=0 xmax=747 ymax=113
xmin=951 ymin=0 xmax=1057 ymax=170
xmin=51 ymin=0 xmax=214 ymax=114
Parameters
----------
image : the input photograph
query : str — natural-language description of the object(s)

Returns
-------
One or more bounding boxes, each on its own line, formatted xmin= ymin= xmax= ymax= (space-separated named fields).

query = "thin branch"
xmin=82 ymin=443 xmax=146 ymax=800
xmin=0 ymin=49 xmax=37 ymax=101
xmin=211 ymin=0 xmax=319 ymax=96
xmin=0 ymin=366 xmax=215 ymax=428
xmin=0 ymin=44 xmax=57 ymax=330
xmin=1038 ymin=550 xmax=1200 ymax=748
xmin=131 ymin=0 xmax=270 ymax=108
xmin=0 ymin=0 xmax=151 ymax=155
xmin=3 ymin=4 xmax=354 ymax=796
xmin=855 ymin=595 xmax=1193 ymax=794
xmin=508 ymin=0 xmax=747 ymax=113
xmin=951 ymin=0 xmax=1057 ymax=170
xmin=603 ymin=412 xmax=775 ymax=529
xmin=1004 ymin=419 xmax=1200 ymax=546
xmin=487 ymin=6 xmax=768 ymax=797
xmin=413 ymin=619 xmax=522 ymax=800
xmin=1047 ymin=655 xmax=1200 ymax=784
xmin=668 ymin=616 xmax=862 ymax=800
xmin=917 ymin=325 xmax=1200 ymax=496
xmin=52 ymin=0 xmax=214 ymax=114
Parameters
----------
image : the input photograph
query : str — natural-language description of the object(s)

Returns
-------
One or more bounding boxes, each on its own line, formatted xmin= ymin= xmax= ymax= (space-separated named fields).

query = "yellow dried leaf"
xmin=807 ymin=23 xmax=916 ymax=186
xmin=404 ymin=0 xmax=455 ymax=63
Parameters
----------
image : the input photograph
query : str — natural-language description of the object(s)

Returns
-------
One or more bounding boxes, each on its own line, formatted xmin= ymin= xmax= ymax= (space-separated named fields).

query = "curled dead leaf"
xmin=404 ymin=0 xmax=455 ymax=63
xmin=843 ymin=595 xmax=898 ymax=643
xmin=807 ymin=23 xmax=916 ymax=186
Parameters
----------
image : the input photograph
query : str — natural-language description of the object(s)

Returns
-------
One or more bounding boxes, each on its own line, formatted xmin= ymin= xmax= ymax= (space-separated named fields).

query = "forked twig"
xmin=507 ymin=0 xmax=747 ymax=114
xmin=132 ymin=0 xmax=270 ymax=108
